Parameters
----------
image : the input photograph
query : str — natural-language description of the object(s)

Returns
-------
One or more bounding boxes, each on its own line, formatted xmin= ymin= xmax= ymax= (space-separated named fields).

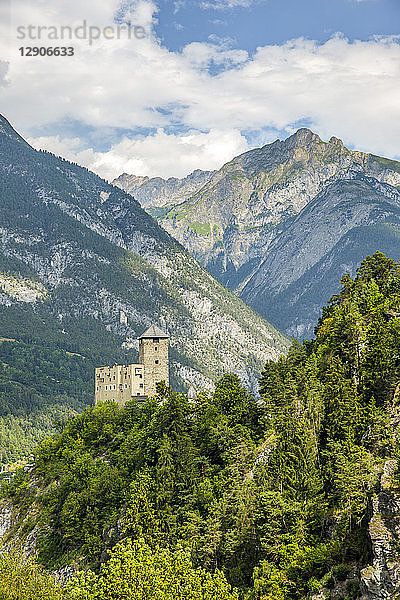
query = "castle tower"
xmin=139 ymin=324 xmax=169 ymax=398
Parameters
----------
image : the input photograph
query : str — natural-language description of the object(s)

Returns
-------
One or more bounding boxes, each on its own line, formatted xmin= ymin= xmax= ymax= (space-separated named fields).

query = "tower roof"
xmin=138 ymin=324 xmax=169 ymax=339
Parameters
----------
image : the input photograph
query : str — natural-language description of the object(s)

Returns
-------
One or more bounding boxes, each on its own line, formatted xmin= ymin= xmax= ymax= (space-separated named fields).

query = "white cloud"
xmin=28 ymin=129 xmax=249 ymax=180
xmin=1 ymin=1 xmax=400 ymax=178
xmin=173 ymin=1 xmax=186 ymax=14
xmin=182 ymin=41 xmax=248 ymax=68
xmin=0 ymin=61 xmax=9 ymax=87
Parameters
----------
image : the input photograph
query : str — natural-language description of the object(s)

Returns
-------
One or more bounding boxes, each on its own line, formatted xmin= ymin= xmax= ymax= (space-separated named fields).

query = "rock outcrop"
xmin=359 ymin=458 xmax=400 ymax=599
xmin=310 ymin=393 xmax=400 ymax=600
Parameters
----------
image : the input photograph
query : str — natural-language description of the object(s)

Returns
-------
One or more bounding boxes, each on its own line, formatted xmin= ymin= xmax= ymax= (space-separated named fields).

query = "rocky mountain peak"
xmin=113 ymin=173 xmax=150 ymax=189
xmin=284 ymin=127 xmax=322 ymax=149
xmin=329 ymin=135 xmax=344 ymax=147
xmin=112 ymin=168 xmax=215 ymax=209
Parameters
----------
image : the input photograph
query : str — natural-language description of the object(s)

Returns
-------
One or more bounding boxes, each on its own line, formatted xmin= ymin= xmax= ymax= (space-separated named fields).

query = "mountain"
xmin=112 ymin=169 xmax=215 ymax=211
xmin=115 ymin=129 xmax=400 ymax=338
xmin=241 ymin=173 xmax=400 ymax=337
xmin=0 ymin=114 xmax=287 ymax=406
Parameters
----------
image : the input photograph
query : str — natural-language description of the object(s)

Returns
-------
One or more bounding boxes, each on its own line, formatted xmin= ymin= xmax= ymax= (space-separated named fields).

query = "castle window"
xmin=140 ymin=383 xmax=143 ymax=388
xmin=124 ymin=384 xmax=127 ymax=389
xmin=155 ymin=347 xmax=158 ymax=351
xmin=155 ymin=360 xmax=159 ymax=364
xmin=96 ymin=386 xmax=99 ymax=391
xmin=105 ymin=385 xmax=108 ymax=390
xmin=153 ymin=338 xmax=159 ymax=343
xmin=137 ymin=393 xmax=141 ymax=396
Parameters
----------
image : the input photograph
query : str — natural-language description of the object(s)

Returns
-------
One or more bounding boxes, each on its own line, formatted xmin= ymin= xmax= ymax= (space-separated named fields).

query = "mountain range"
xmin=0 ymin=114 xmax=287 ymax=399
xmin=113 ymin=169 xmax=215 ymax=210
xmin=113 ymin=129 xmax=400 ymax=338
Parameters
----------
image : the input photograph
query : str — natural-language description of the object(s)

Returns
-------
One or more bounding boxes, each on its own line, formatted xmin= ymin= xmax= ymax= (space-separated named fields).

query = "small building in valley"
xmin=94 ymin=324 xmax=169 ymax=406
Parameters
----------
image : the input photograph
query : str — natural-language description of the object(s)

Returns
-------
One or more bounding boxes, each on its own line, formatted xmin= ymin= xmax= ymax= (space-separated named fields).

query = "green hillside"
xmin=0 ymin=339 xmax=94 ymax=462
xmin=4 ymin=252 xmax=400 ymax=599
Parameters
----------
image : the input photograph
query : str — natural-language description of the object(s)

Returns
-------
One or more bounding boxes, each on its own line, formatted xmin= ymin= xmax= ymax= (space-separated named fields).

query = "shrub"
xmin=0 ymin=549 xmax=63 ymax=600
xmin=66 ymin=538 xmax=239 ymax=600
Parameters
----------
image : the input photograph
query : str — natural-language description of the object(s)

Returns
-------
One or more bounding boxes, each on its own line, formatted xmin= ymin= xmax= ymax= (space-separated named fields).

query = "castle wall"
xmin=95 ymin=363 xmax=145 ymax=405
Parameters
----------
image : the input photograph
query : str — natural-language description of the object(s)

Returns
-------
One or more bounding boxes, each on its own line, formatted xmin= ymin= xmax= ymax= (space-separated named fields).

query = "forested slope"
xmin=3 ymin=252 xmax=400 ymax=599
xmin=0 ymin=339 xmax=93 ymax=462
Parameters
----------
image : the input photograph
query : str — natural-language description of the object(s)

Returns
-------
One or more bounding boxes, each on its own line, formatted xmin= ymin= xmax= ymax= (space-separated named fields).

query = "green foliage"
xmin=0 ymin=549 xmax=63 ymax=600
xmin=4 ymin=252 xmax=400 ymax=599
xmin=0 ymin=545 xmax=238 ymax=600
xmin=66 ymin=538 xmax=238 ymax=600
xmin=0 ymin=339 xmax=93 ymax=462
xmin=6 ymin=378 xmax=265 ymax=579
xmin=254 ymin=252 xmax=400 ymax=594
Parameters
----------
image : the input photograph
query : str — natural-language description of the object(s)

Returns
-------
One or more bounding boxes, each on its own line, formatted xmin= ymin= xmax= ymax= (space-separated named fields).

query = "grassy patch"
xmin=188 ymin=221 xmax=212 ymax=235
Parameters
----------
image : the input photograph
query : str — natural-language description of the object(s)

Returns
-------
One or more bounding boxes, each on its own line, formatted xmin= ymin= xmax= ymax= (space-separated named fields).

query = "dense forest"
xmin=2 ymin=252 xmax=400 ymax=599
xmin=0 ymin=340 xmax=93 ymax=463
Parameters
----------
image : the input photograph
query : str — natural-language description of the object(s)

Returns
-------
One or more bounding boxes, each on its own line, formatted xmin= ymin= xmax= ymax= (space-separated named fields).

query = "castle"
xmin=94 ymin=325 xmax=169 ymax=406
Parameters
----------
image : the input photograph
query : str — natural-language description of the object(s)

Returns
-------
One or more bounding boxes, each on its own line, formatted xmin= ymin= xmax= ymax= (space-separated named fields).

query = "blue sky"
xmin=0 ymin=0 xmax=399 ymax=179
xmin=158 ymin=0 xmax=399 ymax=51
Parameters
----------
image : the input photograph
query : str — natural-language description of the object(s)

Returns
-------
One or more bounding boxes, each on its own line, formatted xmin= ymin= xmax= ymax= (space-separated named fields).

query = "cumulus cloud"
xmin=1 ymin=0 xmax=400 ymax=179
xmin=28 ymin=129 xmax=249 ymax=180
xmin=182 ymin=41 xmax=248 ymax=68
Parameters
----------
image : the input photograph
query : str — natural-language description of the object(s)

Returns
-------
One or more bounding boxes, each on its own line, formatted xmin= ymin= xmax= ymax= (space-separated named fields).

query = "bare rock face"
xmin=0 ymin=501 xmax=12 ymax=539
xmin=308 ymin=459 xmax=400 ymax=600
xmin=360 ymin=461 xmax=400 ymax=599
xmin=240 ymin=173 xmax=400 ymax=338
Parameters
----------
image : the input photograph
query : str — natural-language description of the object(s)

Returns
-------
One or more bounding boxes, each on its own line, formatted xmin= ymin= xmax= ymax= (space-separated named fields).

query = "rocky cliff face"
xmin=115 ymin=129 xmax=400 ymax=338
xmin=360 ymin=458 xmax=400 ymax=599
xmin=311 ymin=454 xmax=400 ymax=600
xmin=357 ymin=391 xmax=400 ymax=600
xmin=0 ymin=114 xmax=288 ymax=399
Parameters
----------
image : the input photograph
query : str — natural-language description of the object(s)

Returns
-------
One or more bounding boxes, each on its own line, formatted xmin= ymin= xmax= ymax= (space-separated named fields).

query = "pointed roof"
xmin=138 ymin=324 xmax=169 ymax=339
